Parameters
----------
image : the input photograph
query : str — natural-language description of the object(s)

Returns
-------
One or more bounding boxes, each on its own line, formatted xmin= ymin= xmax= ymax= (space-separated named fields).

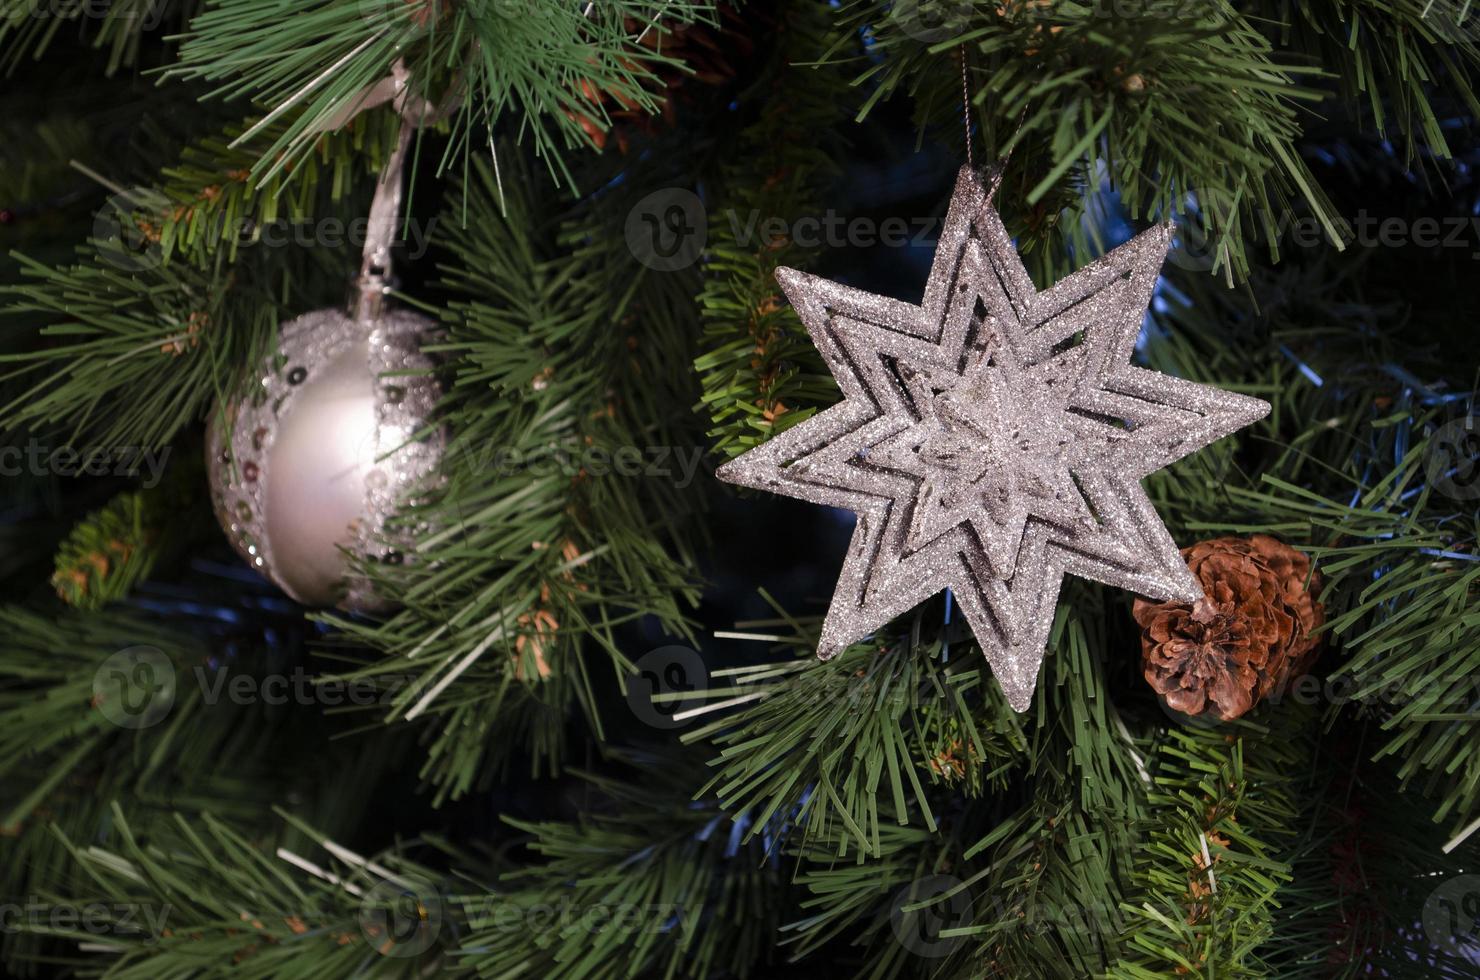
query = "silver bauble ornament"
xmin=207 ymin=307 xmax=444 ymax=612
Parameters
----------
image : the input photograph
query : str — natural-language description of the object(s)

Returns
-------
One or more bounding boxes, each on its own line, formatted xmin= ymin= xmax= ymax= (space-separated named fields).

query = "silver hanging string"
xmin=225 ymin=49 xmax=459 ymax=324
xmin=959 ymin=47 xmax=973 ymax=171
xmin=348 ymin=58 xmax=453 ymax=323
xmin=354 ymin=108 xmax=415 ymax=323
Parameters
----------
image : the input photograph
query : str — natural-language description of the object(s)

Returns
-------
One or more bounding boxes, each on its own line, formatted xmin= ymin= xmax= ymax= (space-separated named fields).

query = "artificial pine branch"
xmin=152 ymin=107 xmax=405 ymax=266
xmin=1111 ymin=722 xmax=1305 ymax=977
xmin=831 ymin=0 xmax=1344 ymax=283
xmin=169 ymin=0 xmax=720 ymax=187
xmin=320 ymin=146 xmax=706 ymax=802
xmin=50 ymin=483 xmax=179 ymax=610
xmin=1252 ymin=0 xmax=1480 ymax=162
xmin=1149 ymin=256 xmax=1479 ymax=839
xmin=31 ymin=804 xmax=456 ymax=978
xmin=3 ymin=1 xmax=1480 ymax=977
xmin=462 ymin=752 xmax=792 ymax=979
xmin=0 ymin=0 xmax=200 ymax=75
xmin=693 ymin=0 xmax=845 ymax=458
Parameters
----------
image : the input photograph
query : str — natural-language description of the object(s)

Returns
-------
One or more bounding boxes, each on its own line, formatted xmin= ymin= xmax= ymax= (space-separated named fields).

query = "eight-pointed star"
xmin=716 ymin=166 xmax=1270 ymax=711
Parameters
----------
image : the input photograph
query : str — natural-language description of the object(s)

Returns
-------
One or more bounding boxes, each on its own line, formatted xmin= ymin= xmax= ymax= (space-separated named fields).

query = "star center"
xmin=868 ymin=337 xmax=1080 ymax=576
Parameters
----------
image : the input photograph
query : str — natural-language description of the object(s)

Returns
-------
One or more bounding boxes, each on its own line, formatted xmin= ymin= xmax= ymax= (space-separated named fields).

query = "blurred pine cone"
xmin=1132 ymin=534 xmax=1324 ymax=721
xmin=565 ymin=6 xmax=751 ymax=153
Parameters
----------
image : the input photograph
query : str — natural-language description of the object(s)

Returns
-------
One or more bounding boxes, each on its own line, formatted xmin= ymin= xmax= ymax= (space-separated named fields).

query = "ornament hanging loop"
xmin=354 ymin=115 xmax=413 ymax=323
xmin=352 ymin=58 xmax=435 ymax=324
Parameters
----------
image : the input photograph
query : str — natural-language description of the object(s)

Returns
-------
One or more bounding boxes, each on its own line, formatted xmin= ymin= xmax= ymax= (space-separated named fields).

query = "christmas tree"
xmin=2 ymin=1 xmax=1479 ymax=976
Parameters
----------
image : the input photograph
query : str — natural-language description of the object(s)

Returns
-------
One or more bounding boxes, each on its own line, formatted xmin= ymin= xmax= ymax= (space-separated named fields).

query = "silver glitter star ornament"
xmin=716 ymin=166 xmax=1270 ymax=711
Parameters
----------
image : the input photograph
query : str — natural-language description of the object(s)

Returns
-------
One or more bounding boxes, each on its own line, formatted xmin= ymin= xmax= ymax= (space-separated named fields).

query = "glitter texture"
xmin=716 ymin=166 xmax=1270 ymax=711
xmin=208 ymin=306 xmax=444 ymax=612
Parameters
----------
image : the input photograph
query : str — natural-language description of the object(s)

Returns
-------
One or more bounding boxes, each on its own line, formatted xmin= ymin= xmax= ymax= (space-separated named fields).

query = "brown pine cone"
xmin=1132 ymin=534 xmax=1324 ymax=721
xmin=565 ymin=7 xmax=750 ymax=153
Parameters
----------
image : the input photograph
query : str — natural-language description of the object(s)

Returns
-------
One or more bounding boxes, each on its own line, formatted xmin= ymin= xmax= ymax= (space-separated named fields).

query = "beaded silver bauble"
xmin=207 ymin=307 xmax=444 ymax=612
